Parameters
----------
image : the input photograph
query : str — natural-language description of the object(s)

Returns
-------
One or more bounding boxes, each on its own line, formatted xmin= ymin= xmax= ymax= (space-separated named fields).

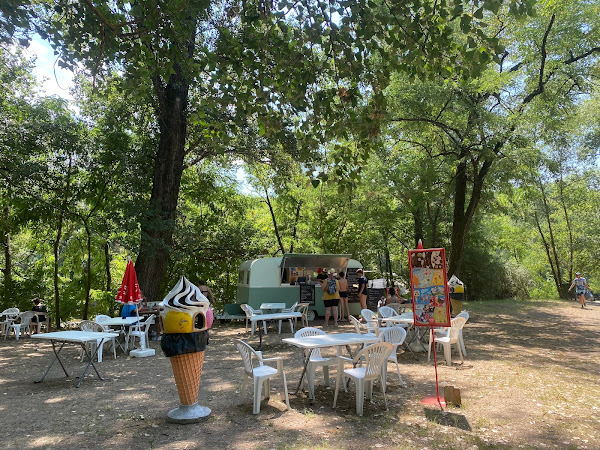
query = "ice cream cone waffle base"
xmin=169 ymin=351 xmax=205 ymax=405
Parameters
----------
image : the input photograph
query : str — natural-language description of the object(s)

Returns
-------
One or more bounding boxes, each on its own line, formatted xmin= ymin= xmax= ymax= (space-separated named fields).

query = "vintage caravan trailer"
xmin=236 ymin=254 xmax=364 ymax=320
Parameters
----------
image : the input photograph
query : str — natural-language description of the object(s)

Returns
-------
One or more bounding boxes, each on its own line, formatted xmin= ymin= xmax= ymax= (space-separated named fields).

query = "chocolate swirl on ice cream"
xmin=162 ymin=276 xmax=209 ymax=310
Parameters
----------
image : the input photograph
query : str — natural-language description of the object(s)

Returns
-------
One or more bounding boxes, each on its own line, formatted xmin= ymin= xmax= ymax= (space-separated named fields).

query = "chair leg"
xmin=288 ymin=319 xmax=294 ymax=334
xmin=443 ymin=342 xmax=451 ymax=366
xmin=97 ymin=339 xmax=103 ymax=363
xmin=253 ymin=378 xmax=263 ymax=414
xmin=333 ymin=368 xmax=342 ymax=408
xmin=307 ymin=365 xmax=316 ymax=399
xmin=459 ymin=332 xmax=467 ymax=356
xmin=427 ymin=330 xmax=432 ymax=362
xmin=281 ymin=370 xmax=290 ymax=410
xmin=278 ymin=320 xmax=282 ymax=335
xmin=240 ymin=373 xmax=249 ymax=401
xmin=251 ymin=321 xmax=255 ymax=336
xmin=381 ymin=373 xmax=389 ymax=410
xmin=356 ymin=379 xmax=365 ymax=416
xmin=323 ymin=366 xmax=330 ymax=386
xmin=264 ymin=378 xmax=271 ymax=400
xmin=263 ymin=320 xmax=267 ymax=335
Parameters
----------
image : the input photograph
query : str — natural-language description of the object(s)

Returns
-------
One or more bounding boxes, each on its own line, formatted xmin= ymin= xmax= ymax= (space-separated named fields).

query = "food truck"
xmin=236 ymin=254 xmax=364 ymax=321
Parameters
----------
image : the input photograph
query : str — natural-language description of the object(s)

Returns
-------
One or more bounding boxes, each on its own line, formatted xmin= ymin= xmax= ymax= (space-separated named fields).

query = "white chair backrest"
xmin=240 ymin=304 xmax=259 ymax=317
xmin=95 ymin=314 xmax=111 ymax=323
xmin=294 ymin=327 xmax=327 ymax=358
xmin=349 ymin=315 xmax=363 ymax=334
xmin=378 ymin=306 xmax=399 ymax=319
xmin=448 ymin=316 xmax=467 ymax=340
xmin=378 ymin=326 xmax=407 ymax=346
xmin=361 ymin=309 xmax=376 ymax=322
xmin=3 ymin=307 xmax=20 ymax=317
xmin=456 ymin=311 xmax=469 ymax=322
xmin=361 ymin=309 xmax=378 ymax=333
xmin=284 ymin=302 xmax=298 ymax=312
xmin=80 ymin=320 xmax=104 ymax=332
xmin=236 ymin=339 xmax=261 ymax=375
xmin=17 ymin=311 xmax=35 ymax=325
xmin=355 ymin=342 xmax=393 ymax=379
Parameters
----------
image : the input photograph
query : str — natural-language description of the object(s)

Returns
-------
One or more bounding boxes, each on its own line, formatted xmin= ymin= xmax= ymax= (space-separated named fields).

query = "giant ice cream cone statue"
xmin=161 ymin=276 xmax=214 ymax=423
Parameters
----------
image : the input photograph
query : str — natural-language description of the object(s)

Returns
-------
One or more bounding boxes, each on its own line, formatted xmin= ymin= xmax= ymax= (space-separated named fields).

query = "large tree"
xmin=3 ymin=0 xmax=532 ymax=301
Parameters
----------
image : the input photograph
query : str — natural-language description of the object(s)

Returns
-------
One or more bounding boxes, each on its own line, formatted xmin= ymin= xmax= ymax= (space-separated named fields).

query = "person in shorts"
xmin=320 ymin=268 xmax=340 ymax=326
xmin=569 ymin=272 xmax=590 ymax=309
xmin=337 ymin=271 xmax=349 ymax=322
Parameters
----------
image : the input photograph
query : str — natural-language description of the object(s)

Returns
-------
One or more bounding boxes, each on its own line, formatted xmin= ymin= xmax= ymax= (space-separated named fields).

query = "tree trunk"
xmin=448 ymin=158 xmax=492 ymax=277
xmin=558 ymin=174 xmax=574 ymax=281
xmin=264 ymin=188 xmax=286 ymax=255
xmin=53 ymin=155 xmax=72 ymax=329
xmin=105 ymin=241 xmax=111 ymax=292
xmin=135 ymin=67 xmax=190 ymax=303
xmin=289 ymin=200 xmax=302 ymax=253
xmin=1 ymin=205 xmax=12 ymax=305
xmin=413 ymin=208 xmax=424 ymax=247
xmin=82 ymin=222 xmax=92 ymax=320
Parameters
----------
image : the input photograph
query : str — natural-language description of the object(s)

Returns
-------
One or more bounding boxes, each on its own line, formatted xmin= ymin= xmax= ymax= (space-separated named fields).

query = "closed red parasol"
xmin=116 ymin=257 xmax=144 ymax=323
xmin=116 ymin=257 xmax=144 ymax=306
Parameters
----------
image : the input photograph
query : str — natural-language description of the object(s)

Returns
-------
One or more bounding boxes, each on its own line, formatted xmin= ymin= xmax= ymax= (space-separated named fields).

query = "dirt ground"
xmin=1 ymin=298 xmax=599 ymax=450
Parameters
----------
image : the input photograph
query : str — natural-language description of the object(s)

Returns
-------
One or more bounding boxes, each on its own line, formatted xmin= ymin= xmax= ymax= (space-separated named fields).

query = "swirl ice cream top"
xmin=161 ymin=276 xmax=214 ymax=333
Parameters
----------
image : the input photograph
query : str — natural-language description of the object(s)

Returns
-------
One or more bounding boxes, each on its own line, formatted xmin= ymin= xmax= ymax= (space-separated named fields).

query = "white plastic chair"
xmin=377 ymin=306 xmax=401 ymax=328
xmin=10 ymin=311 xmax=34 ymax=340
xmin=1 ymin=308 xmax=20 ymax=338
xmin=427 ymin=316 xmax=467 ymax=366
xmin=125 ymin=315 xmax=154 ymax=352
xmin=455 ymin=311 xmax=469 ymax=356
xmin=79 ymin=320 xmax=116 ymax=362
xmin=295 ymin=303 xmax=310 ymax=328
xmin=349 ymin=315 xmax=369 ymax=335
xmin=360 ymin=309 xmax=379 ymax=335
xmin=294 ymin=327 xmax=337 ymax=399
xmin=333 ymin=342 xmax=394 ymax=416
xmin=378 ymin=326 xmax=407 ymax=387
xmin=235 ymin=339 xmax=290 ymax=414
xmin=240 ymin=304 xmax=266 ymax=335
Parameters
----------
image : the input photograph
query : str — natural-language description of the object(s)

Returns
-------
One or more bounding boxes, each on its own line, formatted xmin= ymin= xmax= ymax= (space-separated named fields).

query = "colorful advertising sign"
xmin=408 ymin=246 xmax=451 ymax=328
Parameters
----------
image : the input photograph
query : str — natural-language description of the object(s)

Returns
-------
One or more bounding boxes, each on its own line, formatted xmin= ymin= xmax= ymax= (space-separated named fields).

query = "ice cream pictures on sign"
xmin=408 ymin=246 xmax=451 ymax=327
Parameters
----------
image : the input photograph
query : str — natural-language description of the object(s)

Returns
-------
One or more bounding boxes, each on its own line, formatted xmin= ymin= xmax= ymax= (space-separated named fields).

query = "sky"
xmin=24 ymin=34 xmax=253 ymax=193
xmin=26 ymin=35 xmax=74 ymax=99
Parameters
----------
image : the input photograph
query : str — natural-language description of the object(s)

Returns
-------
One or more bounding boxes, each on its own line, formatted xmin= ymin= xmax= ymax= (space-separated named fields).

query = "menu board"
xmin=408 ymin=247 xmax=451 ymax=327
xmin=367 ymin=288 xmax=386 ymax=311
xmin=299 ymin=284 xmax=315 ymax=306
xmin=345 ymin=268 xmax=360 ymax=303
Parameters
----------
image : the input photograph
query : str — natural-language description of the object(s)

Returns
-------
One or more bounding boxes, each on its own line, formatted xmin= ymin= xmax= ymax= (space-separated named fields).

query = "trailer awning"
xmin=280 ymin=254 xmax=352 ymax=270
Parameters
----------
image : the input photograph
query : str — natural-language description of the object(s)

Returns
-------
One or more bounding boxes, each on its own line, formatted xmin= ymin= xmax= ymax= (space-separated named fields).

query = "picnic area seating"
xmin=235 ymin=339 xmax=290 ymax=414
xmin=333 ymin=342 xmax=394 ymax=416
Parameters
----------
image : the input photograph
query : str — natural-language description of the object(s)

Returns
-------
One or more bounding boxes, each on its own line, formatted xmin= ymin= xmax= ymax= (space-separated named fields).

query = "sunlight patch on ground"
xmin=44 ymin=396 xmax=67 ymax=404
xmin=29 ymin=435 xmax=64 ymax=447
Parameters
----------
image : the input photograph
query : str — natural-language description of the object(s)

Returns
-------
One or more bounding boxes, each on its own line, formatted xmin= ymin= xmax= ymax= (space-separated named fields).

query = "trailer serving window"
xmin=279 ymin=254 xmax=351 ymax=284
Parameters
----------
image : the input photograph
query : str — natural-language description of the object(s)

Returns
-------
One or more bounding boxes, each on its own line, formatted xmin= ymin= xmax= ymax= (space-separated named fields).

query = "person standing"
xmin=356 ymin=268 xmax=368 ymax=312
xmin=569 ymin=272 xmax=590 ymax=308
xmin=337 ymin=271 xmax=349 ymax=322
xmin=320 ymin=268 xmax=340 ymax=326
xmin=198 ymin=279 xmax=215 ymax=303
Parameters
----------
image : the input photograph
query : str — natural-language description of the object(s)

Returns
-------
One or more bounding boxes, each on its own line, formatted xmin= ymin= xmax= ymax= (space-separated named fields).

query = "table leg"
xmin=403 ymin=326 xmax=419 ymax=360
xmin=294 ymin=348 xmax=314 ymax=401
xmin=76 ymin=342 xmax=108 ymax=388
xmin=35 ymin=341 xmax=68 ymax=383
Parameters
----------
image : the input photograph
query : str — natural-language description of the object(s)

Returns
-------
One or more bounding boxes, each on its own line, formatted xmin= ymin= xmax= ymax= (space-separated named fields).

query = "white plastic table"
xmin=379 ymin=313 xmax=428 ymax=357
xmin=32 ymin=330 xmax=119 ymax=387
xmin=282 ymin=332 xmax=381 ymax=401
xmin=1 ymin=312 xmax=19 ymax=338
xmin=259 ymin=303 xmax=286 ymax=313
xmin=96 ymin=317 xmax=139 ymax=353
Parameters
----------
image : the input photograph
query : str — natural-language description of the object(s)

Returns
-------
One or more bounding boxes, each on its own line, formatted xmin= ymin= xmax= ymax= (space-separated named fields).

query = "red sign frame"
xmin=408 ymin=247 xmax=451 ymax=327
